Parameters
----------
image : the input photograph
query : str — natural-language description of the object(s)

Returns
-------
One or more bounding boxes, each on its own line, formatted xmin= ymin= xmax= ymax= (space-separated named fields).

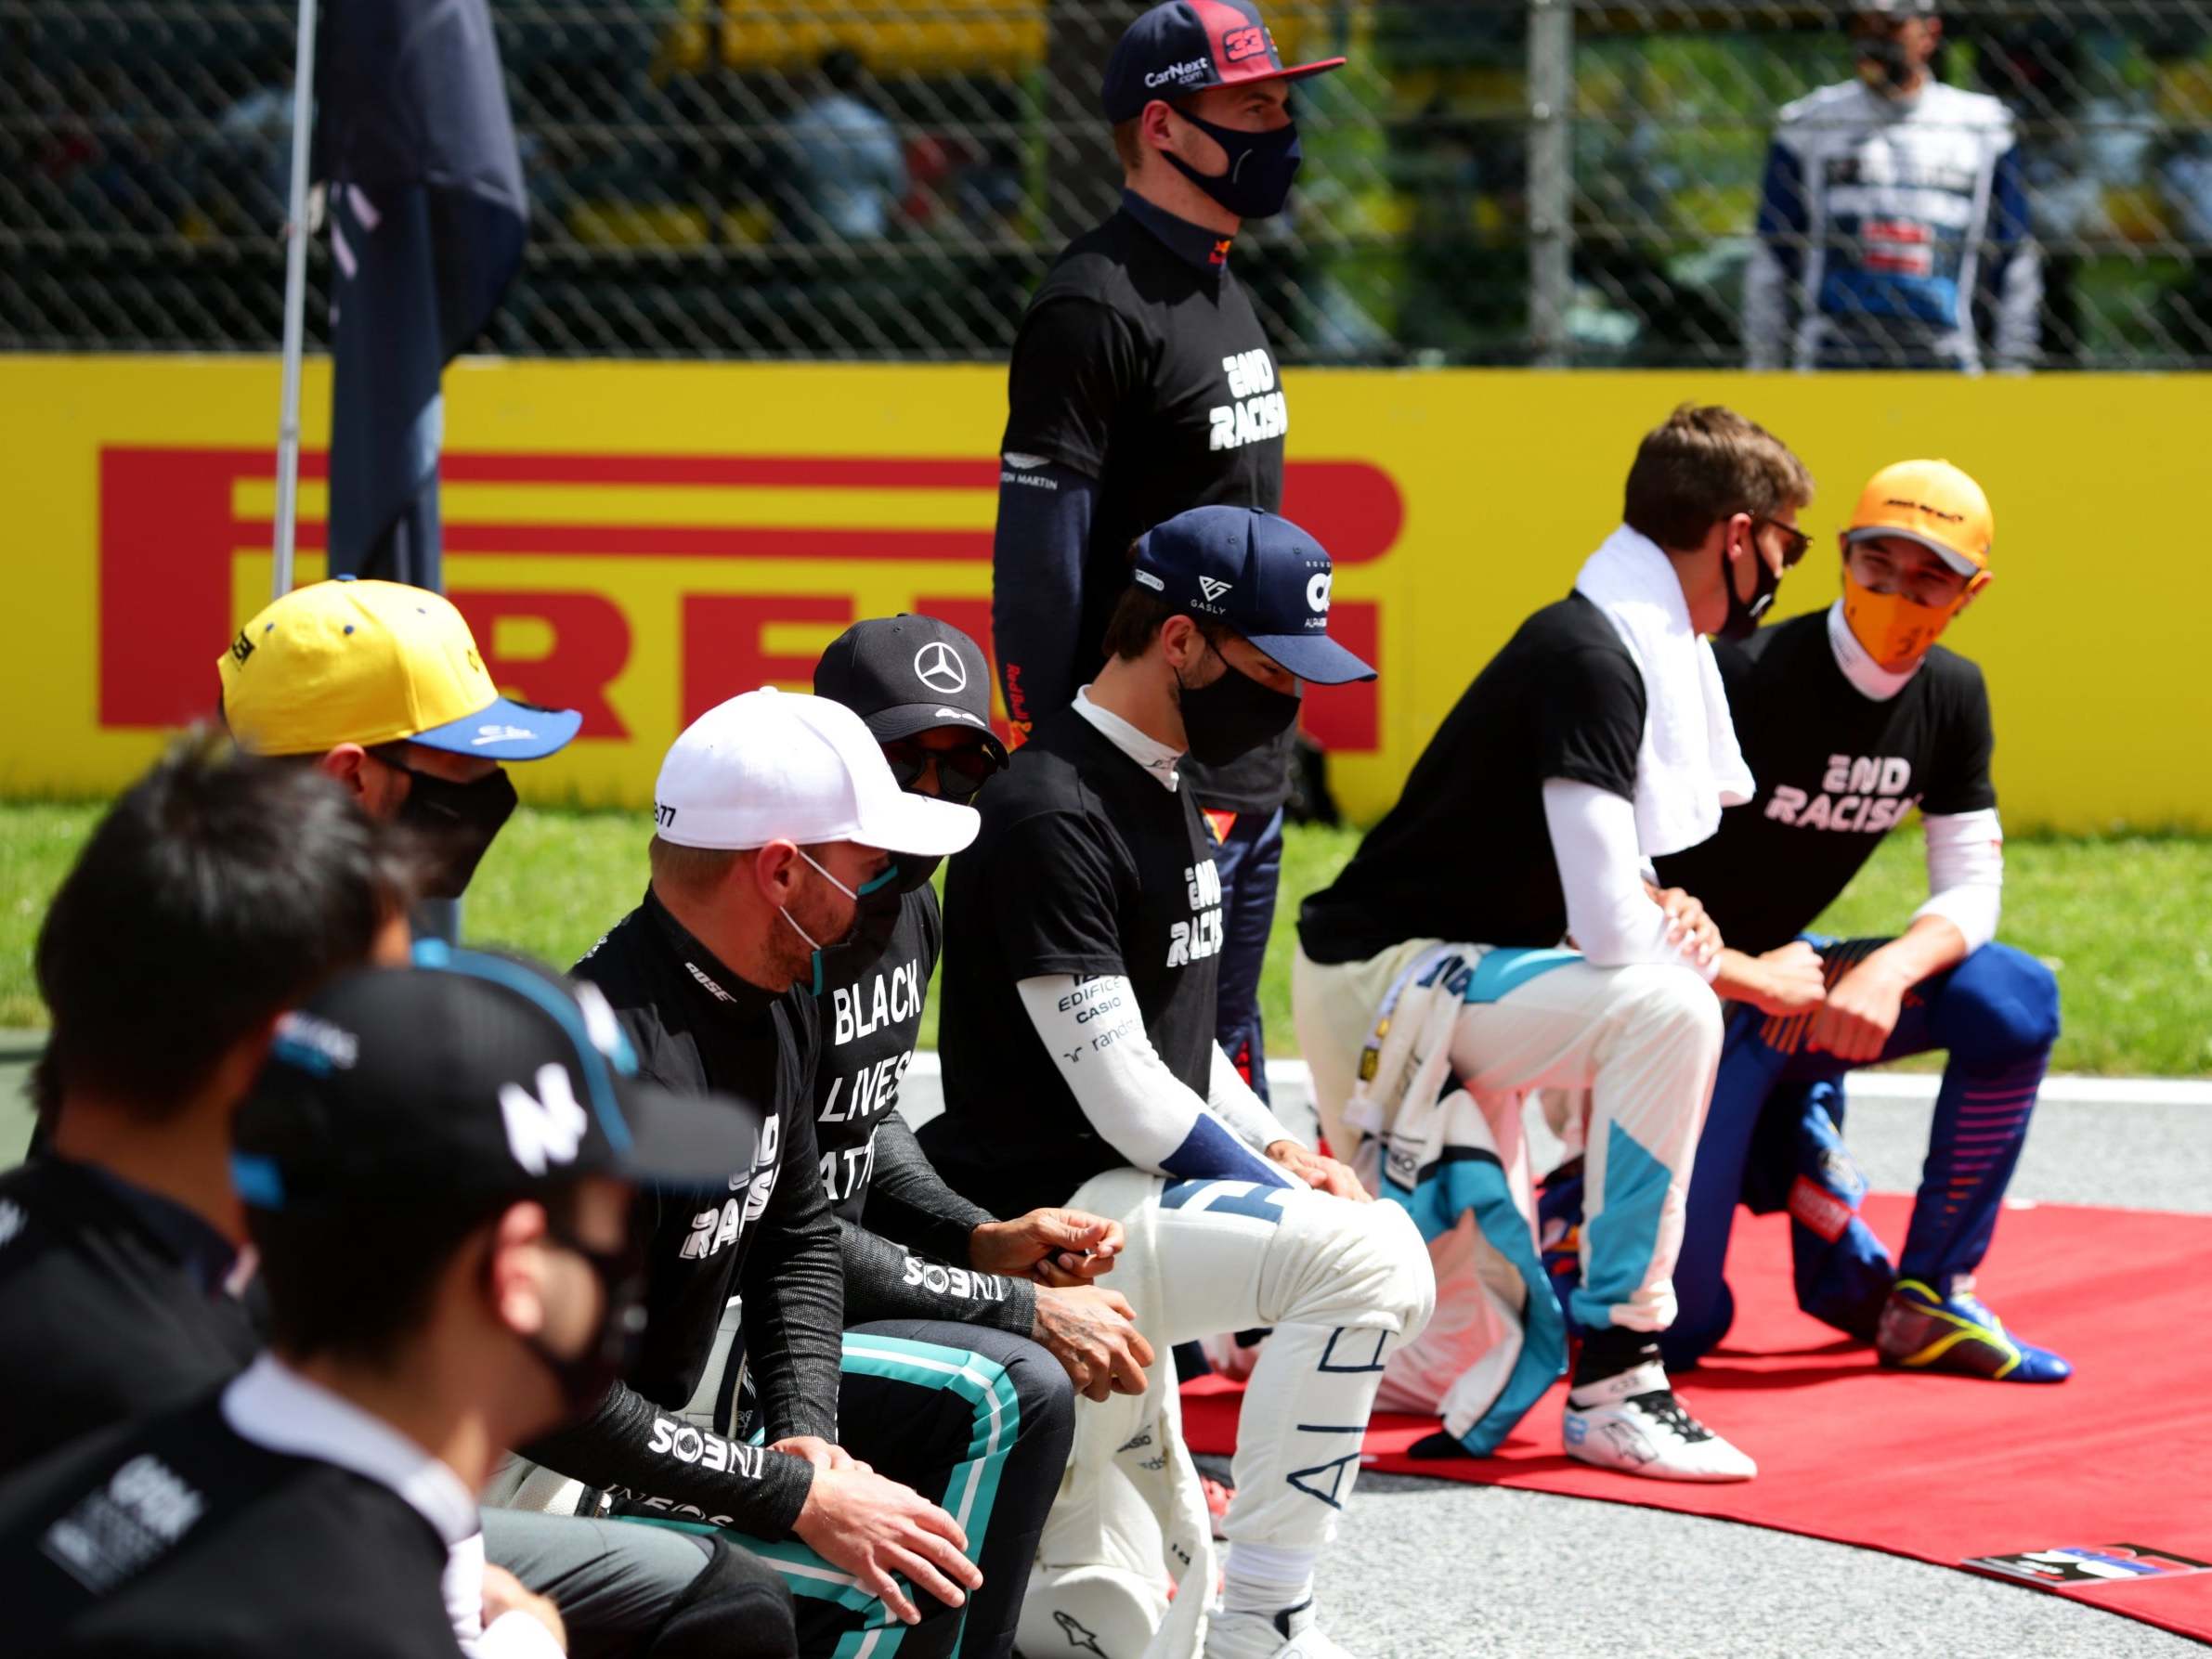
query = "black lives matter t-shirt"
xmin=1002 ymin=201 xmax=1292 ymax=815
xmin=1299 ymin=594 xmax=1647 ymax=964
xmin=1655 ymin=610 xmax=1997 ymax=954
xmin=930 ymin=706 xmax=1225 ymax=1220
xmin=813 ymin=888 xmax=938 ymax=1217
xmin=0 ymin=1397 xmax=461 ymax=1658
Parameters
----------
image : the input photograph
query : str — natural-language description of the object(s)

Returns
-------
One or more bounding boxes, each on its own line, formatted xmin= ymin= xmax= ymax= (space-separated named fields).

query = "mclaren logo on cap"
xmin=1199 ymin=577 xmax=1233 ymax=603
xmin=914 ymin=641 xmax=969 ymax=694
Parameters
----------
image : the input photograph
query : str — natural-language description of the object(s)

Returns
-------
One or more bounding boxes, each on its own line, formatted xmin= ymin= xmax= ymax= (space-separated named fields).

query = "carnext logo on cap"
xmin=1145 ymin=57 xmax=1208 ymax=87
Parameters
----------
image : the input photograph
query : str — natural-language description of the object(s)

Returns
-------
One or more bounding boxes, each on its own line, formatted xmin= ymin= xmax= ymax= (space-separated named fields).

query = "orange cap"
xmin=1843 ymin=459 xmax=1993 ymax=577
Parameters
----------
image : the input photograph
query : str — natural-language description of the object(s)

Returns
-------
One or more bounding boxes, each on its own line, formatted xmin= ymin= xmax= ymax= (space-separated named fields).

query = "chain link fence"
xmin=4 ymin=0 xmax=2209 ymax=367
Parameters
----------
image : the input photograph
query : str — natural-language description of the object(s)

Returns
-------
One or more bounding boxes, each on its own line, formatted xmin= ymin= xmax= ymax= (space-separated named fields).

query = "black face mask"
xmin=1855 ymin=34 xmax=1916 ymax=93
xmin=1717 ymin=538 xmax=1782 ymax=642
xmin=1162 ymin=108 xmax=1302 ymax=220
xmin=393 ymin=765 xmax=518 ymax=899
xmin=1176 ymin=644 xmax=1303 ymax=766
xmin=826 ymin=864 xmax=907 ymax=968
xmin=526 ymin=1224 xmax=647 ymax=1420
xmin=891 ymin=854 xmax=943 ymax=895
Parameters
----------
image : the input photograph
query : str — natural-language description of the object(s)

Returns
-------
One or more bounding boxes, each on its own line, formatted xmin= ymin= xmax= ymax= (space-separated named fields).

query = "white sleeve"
xmin=478 ymin=1613 xmax=566 ymax=1659
xmin=1914 ymin=808 xmax=2003 ymax=954
xmin=1743 ymin=240 xmax=1791 ymax=370
xmin=1541 ymin=778 xmax=1718 ymax=979
xmin=1207 ymin=1042 xmax=1298 ymax=1152
xmin=1018 ymin=975 xmax=1292 ymax=1187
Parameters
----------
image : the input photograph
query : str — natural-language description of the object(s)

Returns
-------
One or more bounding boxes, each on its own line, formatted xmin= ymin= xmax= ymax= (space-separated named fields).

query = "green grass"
xmin=5 ymin=803 xmax=2208 ymax=1075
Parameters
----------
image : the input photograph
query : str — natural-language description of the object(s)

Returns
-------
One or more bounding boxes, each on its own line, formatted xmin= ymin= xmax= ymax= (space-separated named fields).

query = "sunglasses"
xmin=1756 ymin=517 xmax=1814 ymax=568
xmin=883 ymin=737 xmax=1001 ymax=799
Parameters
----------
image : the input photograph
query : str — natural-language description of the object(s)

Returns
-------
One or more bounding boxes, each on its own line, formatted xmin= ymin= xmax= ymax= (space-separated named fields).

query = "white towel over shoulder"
xmin=1572 ymin=524 xmax=1753 ymax=859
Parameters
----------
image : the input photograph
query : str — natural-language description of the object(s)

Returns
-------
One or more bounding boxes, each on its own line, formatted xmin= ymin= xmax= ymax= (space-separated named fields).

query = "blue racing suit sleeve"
xmin=1984 ymin=142 xmax=2042 ymax=369
xmin=1745 ymin=138 xmax=1808 ymax=369
xmin=992 ymin=462 xmax=1095 ymax=743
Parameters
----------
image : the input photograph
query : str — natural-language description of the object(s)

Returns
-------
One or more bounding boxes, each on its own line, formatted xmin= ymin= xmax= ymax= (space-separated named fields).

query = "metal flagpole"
xmin=271 ymin=0 xmax=320 ymax=599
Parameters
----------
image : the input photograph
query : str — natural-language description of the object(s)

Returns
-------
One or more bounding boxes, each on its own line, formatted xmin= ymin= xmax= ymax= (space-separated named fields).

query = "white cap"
xmin=654 ymin=688 xmax=981 ymax=857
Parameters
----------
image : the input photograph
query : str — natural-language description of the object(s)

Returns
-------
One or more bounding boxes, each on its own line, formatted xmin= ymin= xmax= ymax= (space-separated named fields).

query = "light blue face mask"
xmin=781 ymin=850 xmax=902 ymax=994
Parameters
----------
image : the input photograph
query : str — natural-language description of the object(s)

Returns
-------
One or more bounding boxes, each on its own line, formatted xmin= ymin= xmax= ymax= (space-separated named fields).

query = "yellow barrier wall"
xmin=2 ymin=355 xmax=2202 ymax=831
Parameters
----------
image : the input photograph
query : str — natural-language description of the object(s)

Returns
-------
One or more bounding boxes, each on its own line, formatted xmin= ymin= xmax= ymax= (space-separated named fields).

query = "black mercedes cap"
xmin=231 ymin=944 xmax=760 ymax=1212
xmin=813 ymin=613 xmax=1009 ymax=769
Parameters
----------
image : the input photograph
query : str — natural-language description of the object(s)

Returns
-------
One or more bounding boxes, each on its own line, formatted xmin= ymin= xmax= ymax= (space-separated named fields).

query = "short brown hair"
xmin=1111 ymin=118 xmax=1143 ymax=175
xmin=1099 ymin=539 xmax=1233 ymax=662
xmin=1621 ymin=404 xmax=1815 ymax=551
xmin=648 ymin=835 xmax=739 ymax=896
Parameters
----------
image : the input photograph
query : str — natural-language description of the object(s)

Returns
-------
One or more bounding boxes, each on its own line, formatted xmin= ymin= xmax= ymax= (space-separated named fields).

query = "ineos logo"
xmin=914 ymin=641 xmax=968 ymax=694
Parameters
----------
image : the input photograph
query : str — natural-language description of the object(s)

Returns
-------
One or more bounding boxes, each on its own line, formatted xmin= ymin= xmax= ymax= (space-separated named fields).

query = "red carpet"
xmin=1182 ymin=1196 xmax=2212 ymax=1644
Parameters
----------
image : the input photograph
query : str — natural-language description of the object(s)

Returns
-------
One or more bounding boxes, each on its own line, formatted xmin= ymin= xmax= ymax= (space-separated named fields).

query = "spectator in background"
xmin=1745 ymin=0 xmax=2040 ymax=371
xmin=783 ymin=47 xmax=908 ymax=240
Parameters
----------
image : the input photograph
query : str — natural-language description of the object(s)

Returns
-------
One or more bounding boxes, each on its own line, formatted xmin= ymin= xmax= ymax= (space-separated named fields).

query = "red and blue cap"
xmin=1101 ymin=0 xmax=1347 ymax=123
xmin=1130 ymin=505 xmax=1374 ymax=686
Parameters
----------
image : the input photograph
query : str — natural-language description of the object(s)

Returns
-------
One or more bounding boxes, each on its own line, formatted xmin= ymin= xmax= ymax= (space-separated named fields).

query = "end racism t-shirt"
xmin=931 ymin=705 xmax=1225 ymax=1219
xmin=1655 ymin=609 xmax=1997 ymax=954
xmin=1299 ymin=593 xmax=1646 ymax=965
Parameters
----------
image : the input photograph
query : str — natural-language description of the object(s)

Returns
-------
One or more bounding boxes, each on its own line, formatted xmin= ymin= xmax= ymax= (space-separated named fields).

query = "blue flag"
xmin=321 ymin=0 xmax=526 ymax=586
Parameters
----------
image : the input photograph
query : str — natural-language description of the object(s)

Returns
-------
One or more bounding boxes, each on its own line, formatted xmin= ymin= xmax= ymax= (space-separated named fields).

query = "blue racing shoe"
xmin=1875 ymin=1278 xmax=2073 ymax=1381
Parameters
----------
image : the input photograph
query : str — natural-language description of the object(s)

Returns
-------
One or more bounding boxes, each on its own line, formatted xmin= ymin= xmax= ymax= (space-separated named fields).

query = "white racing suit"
xmin=1018 ymin=1167 xmax=1433 ymax=1659
xmin=1744 ymin=78 xmax=2038 ymax=372
xmin=1293 ymin=941 xmax=1721 ymax=1454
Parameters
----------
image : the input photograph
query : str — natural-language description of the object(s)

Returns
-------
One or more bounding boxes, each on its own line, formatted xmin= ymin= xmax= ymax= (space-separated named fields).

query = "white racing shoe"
xmin=1204 ymin=1601 xmax=1358 ymax=1659
xmin=1561 ymin=1361 xmax=1757 ymax=1482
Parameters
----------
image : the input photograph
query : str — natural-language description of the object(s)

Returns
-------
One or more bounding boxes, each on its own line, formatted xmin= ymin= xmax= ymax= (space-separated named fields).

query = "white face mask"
xmin=777 ymin=847 xmax=860 ymax=955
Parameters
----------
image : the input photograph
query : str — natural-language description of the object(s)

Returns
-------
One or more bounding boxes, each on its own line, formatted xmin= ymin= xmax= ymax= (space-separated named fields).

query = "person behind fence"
xmin=1744 ymin=0 xmax=2039 ymax=373
xmin=538 ymin=688 xmax=1075 ymax=1659
xmin=0 ymin=951 xmax=762 ymax=1658
xmin=1293 ymin=406 xmax=1829 ymax=1484
xmin=990 ymin=0 xmax=1350 ymax=1111
xmin=808 ymin=616 xmax=1156 ymax=1419
xmin=928 ymin=505 xmax=1433 ymax=1659
xmin=1629 ymin=459 xmax=2068 ymax=1383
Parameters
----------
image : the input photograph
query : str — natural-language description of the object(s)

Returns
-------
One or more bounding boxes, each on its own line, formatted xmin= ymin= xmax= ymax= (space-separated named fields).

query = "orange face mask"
xmin=1841 ymin=564 xmax=1991 ymax=671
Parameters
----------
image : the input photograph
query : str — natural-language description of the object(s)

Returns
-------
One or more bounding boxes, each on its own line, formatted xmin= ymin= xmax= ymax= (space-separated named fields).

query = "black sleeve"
xmin=1921 ymin=660 xmax=1998 ymax=816
xmin=837 ymin=1210 xmax=1036 ymax=1335
xmin=1000 ymin=296 xmax=1142 ymax=478
xmin=740 ymin=1005 xmax=845 ymax=1445
xmin=987 ymin=809 xmax=1130 ymax=980
xmin=994 ymin=464 xmax=1098 ymax=742
xmin=521 ymin=1379 xmax=815 ymax=1538
xmin=864 ymin=1110 xmax=998 ymax=1262
xmin=1535 ymin=646 xmax=1646 ymax=799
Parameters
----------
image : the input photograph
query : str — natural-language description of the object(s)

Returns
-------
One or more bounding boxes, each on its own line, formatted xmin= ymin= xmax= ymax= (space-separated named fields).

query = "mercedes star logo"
xmin=914 ymin=641 xmax=968 ymax=694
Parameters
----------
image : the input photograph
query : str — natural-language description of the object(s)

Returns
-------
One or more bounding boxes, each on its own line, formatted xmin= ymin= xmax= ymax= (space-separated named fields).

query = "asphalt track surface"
xmin=4 ymin=1047 xmax=2203 ymax=1655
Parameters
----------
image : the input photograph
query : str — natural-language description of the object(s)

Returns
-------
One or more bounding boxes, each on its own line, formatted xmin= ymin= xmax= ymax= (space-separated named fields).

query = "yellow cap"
xmin=1844 ymin=459 xmax=1994 ymax=577
xmin=216 ymin=579 xmax=580 ymax=759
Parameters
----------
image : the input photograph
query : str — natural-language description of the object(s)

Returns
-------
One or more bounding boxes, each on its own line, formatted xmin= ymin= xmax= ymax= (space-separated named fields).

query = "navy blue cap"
xmin=1131 ymin=506 xmax=1374 ymax=685
xmin=1101 ymin=0 xmax=1346 ymax=124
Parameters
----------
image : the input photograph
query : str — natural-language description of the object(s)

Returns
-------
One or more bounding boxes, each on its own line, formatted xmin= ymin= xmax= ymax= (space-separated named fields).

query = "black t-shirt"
xmin=1655 ymin=611 xmax=1997 ymax=953
xmin=1002 ymin=199 xmax=1292 ymax=815
xmin=813 ymin=888 xmax=939 ymax=1218
xmin=0 ymin=1396 xmax=461 ymax=1657
xmin=812 ymin=888 xmax=1038 ymax=1334
xmin=930 ymin=706 xmax=1226 ymax=1219
xmin=1298 ymin=593 xmax=1646 ymax=964
xmin=0 ymin=1160 xmax=259 ymax=1481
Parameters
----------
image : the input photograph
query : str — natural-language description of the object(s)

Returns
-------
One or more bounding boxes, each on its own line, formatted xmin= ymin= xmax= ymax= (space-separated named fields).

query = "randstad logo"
xmin=1146 ymin=58 xmax=1208 ymax=87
